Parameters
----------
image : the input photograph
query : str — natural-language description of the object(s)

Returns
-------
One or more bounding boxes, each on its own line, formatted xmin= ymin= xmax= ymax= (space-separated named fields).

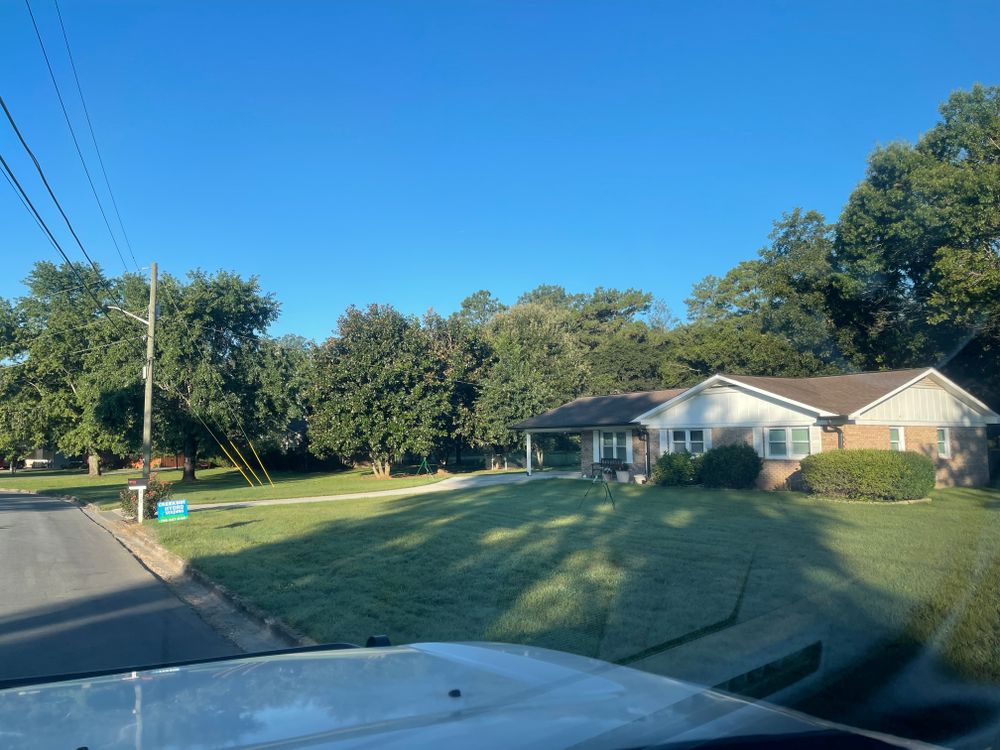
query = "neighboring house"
xmin=23 ymin=448 xmax=70 ymax=470
xmin=129 ymin=453 xmax=186 ymax=470
xmin=512 ymin=368 xmax=999 ymax=489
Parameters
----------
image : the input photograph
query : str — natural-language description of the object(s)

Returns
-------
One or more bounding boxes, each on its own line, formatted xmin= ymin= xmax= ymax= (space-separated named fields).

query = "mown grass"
xmin=0 ymin=466 xmax=447 ymax=509
xmin=151 ymin=480 xmax=1000 ymax=689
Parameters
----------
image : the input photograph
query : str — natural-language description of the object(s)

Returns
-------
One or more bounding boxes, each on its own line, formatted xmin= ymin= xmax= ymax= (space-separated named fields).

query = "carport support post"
xmin=525 ymin=432 xmax=532 ymax=476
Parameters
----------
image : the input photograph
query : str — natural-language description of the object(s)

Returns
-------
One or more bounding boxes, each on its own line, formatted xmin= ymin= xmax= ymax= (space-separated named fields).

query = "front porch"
xmin=523 ymin=427 xmax=659 ymax=484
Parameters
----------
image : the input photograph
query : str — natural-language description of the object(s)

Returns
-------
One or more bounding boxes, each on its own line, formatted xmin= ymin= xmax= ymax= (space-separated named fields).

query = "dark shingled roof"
xmin=511 ymin=368 xmax=950 ymax=430
xmin=722 ymin=368 xmax=931 ymax=416
xmin=511 ymin=388 xmax=688 ymax=430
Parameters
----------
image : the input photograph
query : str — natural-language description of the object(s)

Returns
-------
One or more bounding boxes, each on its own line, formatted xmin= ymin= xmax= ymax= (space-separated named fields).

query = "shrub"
xmin=651 ymin=451 xmax=701 ymax=486
xmin=800 ymin=449 xmax=934 ymax=502
xmin=119 ymin=474 xmax=174 ymax=520
xmin=699 ymin=443 xmax=762 ymax=489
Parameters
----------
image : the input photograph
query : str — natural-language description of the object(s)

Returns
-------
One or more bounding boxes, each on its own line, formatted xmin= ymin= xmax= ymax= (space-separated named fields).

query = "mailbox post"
xmin=128 ymin=477 xmax=147 ymax=522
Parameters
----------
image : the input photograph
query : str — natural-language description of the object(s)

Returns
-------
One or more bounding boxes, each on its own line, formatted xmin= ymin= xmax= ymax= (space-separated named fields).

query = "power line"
xmin=72 ymin=335 xmax=143 ymax=356
xmin=20 ymin=269 xmax=148 ymax=300
xmin=23 ymin=0 xmax=131 ymax=274
xmin=1 ymin=157 xmax=63 ymax=257
xmin=52 ymin=0 xmax=139 ymax=270
xmin=0 ymin=150 xmax=124 ymax=336
xmin=0 ymin=93 xmax=126 ymax=314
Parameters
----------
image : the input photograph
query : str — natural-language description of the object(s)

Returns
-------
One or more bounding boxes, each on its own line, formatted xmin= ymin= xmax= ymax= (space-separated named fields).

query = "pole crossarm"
xmin=106 ymin=305 xmax=149 ymax=327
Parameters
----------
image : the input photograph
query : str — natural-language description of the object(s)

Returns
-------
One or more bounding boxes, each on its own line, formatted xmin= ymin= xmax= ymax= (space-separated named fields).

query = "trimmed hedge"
xmin=699 ymin=443 xmax=762 ymax=489
xmin=799 ymin=449 xmax=935 ymax=502
xmin=651 ymin=451 xmax=702 ymax=486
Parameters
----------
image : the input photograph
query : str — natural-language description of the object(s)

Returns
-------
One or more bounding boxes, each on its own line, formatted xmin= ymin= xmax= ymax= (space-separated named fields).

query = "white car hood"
xmin=0 ymin=641 xmax=934 ymax=749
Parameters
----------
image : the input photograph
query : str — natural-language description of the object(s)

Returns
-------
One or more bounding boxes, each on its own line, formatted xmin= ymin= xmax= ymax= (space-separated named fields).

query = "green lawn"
xmin=0 ymin=466 xmax=447 ymax=508
xmin=151 ymin=480 xmax=1000 ymax=692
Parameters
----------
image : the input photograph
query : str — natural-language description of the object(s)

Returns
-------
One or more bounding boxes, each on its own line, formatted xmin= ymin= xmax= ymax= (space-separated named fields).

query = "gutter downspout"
xmin=821 ymin=424 xmax=844 ymax=449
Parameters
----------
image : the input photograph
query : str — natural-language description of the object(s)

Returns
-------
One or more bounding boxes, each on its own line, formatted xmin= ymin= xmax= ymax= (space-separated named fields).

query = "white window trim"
xmin=667 ymin=427 xmax=712 ymax=456
xmin=937 ymin=427 xmax=951 ymax=459
xmin=662 ymin=428 xmax=711 ymax=455
xmin=597 ymin=430 xmax=632 ymax=464
xmin=889 ymin=426 xmax=905 ymax=452
xmin=765 ymin=426 xmax=812 ymax=460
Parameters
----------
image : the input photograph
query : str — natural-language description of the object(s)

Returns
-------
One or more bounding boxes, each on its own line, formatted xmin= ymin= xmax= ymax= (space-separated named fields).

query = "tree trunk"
xmin=8 ymin=463 xmax=15 ymax=475
xmin=87 ymin=453 xmax=101 ymax=476
xmin=183 ymin=437 xmax=198 ymax=481
xmin=370 ymin=458 xmax=392 ymax=479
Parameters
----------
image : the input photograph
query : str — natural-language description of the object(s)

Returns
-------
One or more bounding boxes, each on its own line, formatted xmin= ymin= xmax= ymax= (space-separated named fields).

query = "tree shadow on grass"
xmin=160 ymin=480 xmax=1000 ymax=747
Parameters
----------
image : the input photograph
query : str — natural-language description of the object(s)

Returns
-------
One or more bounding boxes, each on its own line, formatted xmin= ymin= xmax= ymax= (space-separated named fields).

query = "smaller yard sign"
xmin=157 ymin=499 xmax=189 ymax=523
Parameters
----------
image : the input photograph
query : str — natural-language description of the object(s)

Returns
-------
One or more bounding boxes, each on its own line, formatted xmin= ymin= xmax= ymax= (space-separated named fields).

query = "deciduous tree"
xmin=307 ymin=305 xmax=449 ymax=477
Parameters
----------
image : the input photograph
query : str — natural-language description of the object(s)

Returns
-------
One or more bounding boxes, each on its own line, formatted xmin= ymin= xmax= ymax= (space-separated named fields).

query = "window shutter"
xmin=593 ymin=430 xmax=600 ymax=464
xmin=752 ymin=427 xmax=764 ymax=457
xmin=809 ymin=426 xmax=822 ymax=455
xmin=625 ymin=430 xmax=634 ymax=464
xmin=704 ymin=429 xmax=713 ymax=451
xmin=659 ymin=429 xmax=668 ymax=457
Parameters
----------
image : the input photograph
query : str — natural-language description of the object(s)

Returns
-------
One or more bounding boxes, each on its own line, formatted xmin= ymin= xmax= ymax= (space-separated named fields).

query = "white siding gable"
xmin=643 ymin=384 xmax=817 ymax=428
xmin=857 ymin=376 xmax=988 ymax=426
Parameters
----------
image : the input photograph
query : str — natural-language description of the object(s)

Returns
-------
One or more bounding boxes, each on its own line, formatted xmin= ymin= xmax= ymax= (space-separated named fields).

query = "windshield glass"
xmin=1 ymin=3 xmax=998 ymax=749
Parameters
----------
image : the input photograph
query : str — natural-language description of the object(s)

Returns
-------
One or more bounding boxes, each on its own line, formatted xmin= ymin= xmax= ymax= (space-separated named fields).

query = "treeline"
xmin=1 ymin=85 xmax=997 ymax=476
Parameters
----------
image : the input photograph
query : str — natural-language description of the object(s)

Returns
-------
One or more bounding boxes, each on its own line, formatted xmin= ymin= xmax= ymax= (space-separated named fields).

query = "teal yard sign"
xmin=157 ymin=499 xmax=189 ymax=523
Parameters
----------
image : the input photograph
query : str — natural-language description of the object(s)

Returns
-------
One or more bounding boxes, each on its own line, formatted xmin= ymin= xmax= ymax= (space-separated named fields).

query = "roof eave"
xmin=846 ymin=367 xmax=999 ymax=420
xmin=512 ymin=423 xmax=640 ymax=432
xmin=636 ymin=374 xmax=835 ymax=421
xmin=632 ymin=375 xmax=724 ymax=422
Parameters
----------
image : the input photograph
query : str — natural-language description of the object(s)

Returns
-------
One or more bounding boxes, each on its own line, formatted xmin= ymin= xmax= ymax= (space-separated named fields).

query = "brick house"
xmin=512 ymin=368 xmax=999 ymax=489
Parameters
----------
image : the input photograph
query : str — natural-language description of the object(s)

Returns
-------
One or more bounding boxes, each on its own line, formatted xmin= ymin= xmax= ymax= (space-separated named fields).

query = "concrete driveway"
xmin=0 ymin=492 xmax=238 ymax=684
xmin=189 ymin=469 xmax=580 ymax=512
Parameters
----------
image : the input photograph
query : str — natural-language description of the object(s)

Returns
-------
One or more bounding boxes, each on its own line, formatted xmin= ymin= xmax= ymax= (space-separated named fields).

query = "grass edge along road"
xmin=0 ymin=466 xmax=451 ymax=509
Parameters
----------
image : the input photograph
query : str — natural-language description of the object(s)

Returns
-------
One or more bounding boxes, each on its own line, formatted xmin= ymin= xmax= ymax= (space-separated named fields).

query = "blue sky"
xmin=2 ymin=1 xmax=998 ymax=341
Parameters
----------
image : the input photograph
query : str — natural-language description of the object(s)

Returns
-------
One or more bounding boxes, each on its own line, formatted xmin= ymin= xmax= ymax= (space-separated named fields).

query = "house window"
xmin=671 ymin=429 xmax=706 ymax=454
xmin=601 ymin=431 xmax=628 ymax=461
xmin=767 ymin=427 xmax=811 ymax=459
xmin=937 ymin=428 xmax=951 ymax=459
xmin=889 ymin=426 xmax=905 ymax=451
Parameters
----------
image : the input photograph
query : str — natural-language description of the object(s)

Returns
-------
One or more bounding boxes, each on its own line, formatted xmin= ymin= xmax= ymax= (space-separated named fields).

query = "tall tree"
xmin=266 ymin=334 xmax=315 ymax=464
xmin=8 ymin=262 xmax=138 ymax=475
xmin=576 ymin=287 xmax=663 ymax=393
xmin=516 ymin=284 xmax=585 ymax=309
xmin=457 ymin=290 xmax=506 ymax=327
xmin=96 ymin=270 xmax=284 ymax=481
xmin=516 ymin=284 xmax=667 ymax=393
xmin=0 ymin=299 xmax=43 ymax=472
xmin=661 ymin=318 xmax=831 ymax=386
xmin=473 ymin=303 xmax=587 ymax=454
xmin=831 ymin=84 xmax=1000 ymax=402
xmin=424 ymin=311 xmax=491 ymax=464
xmin=681 ymin=210 xmax=843 ymax=376
xmin=307 ymin=305 xmax=449 ymax=477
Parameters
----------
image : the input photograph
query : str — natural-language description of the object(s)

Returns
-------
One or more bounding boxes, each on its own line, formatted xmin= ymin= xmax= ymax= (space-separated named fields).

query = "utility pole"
xmin=108 ymin=262 xmax=157 ymax=523
xmin=142 ymin=263 xmax=157 ymax=492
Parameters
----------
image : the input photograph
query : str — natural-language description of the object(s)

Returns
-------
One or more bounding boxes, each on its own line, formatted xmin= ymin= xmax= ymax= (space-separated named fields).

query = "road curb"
xmin=73 ymin=496 xmax=317 ymax=650
xmin=6 ymin=488 xmax=314 ymax=651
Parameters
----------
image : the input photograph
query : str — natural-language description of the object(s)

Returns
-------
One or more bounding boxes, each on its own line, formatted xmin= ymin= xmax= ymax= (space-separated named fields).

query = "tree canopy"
xmin=1 ymin=84 xmax=996 ymax=475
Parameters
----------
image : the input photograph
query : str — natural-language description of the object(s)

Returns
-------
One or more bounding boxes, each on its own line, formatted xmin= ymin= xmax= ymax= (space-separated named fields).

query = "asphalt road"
xmin=0 ymin=491 xmax=238 ymax=684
